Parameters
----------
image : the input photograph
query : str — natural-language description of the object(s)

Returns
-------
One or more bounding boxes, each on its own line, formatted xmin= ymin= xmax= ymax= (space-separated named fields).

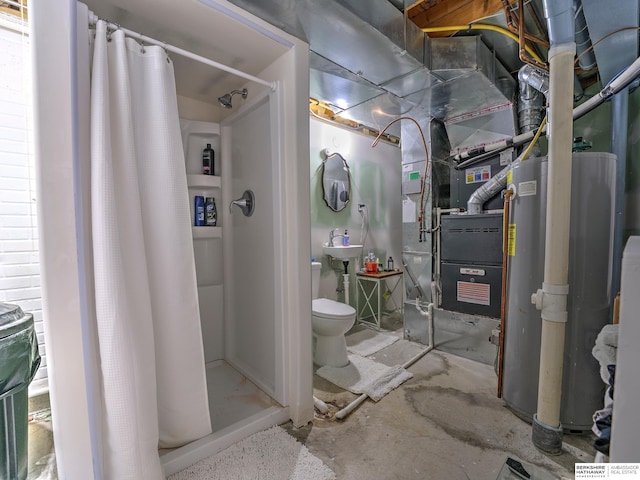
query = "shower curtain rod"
xmin=88 ymin=12 xmax=277 ymax=91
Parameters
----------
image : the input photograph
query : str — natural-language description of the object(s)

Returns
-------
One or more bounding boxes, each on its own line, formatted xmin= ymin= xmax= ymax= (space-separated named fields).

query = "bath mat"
xmin=316 ymin=354 xmax=412 ymax=402
xmin=346 ymin=329 xmax=400 ymax=357
xmin=168 ymin=426 xmax=335 ymax=480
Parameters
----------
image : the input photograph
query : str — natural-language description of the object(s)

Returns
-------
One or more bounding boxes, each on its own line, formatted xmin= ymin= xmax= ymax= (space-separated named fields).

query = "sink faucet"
xmin=328 ymin=228 xmax=344 ymax=247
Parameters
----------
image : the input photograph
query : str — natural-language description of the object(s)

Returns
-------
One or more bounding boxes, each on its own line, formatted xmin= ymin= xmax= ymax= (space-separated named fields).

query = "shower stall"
xmin=31 ymin=1 xmax=313 ymax=478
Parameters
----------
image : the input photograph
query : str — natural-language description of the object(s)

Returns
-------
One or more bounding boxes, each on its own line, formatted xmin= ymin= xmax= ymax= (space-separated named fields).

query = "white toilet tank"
xmin=311 ymin=261 xmax=321 ymax=299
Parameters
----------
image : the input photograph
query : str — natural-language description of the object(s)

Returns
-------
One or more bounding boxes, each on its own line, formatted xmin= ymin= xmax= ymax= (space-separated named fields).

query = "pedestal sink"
xmin=323 ymin=244 xmax=363 ymax=260
xmin=323 ymin=244 xmax=363 ymax=305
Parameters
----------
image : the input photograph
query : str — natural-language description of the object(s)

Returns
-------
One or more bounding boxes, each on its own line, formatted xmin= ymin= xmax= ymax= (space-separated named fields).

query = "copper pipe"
xmin=372 ymin=117 xmax=430 ymax=243
xmin=519 ymin=0 xmax=548 ymax=71
xmin=501 ymin=0 xmax=519 ymax=31
xmin=522 ymin=32 xmax=550 ymax=49
xmin=497 ymin=188 xmax=514 ymax=398
xmin=526 ymin=0 xmax=548 ymax=43
xmin=503 ymin=0 xmax=550 ymax=48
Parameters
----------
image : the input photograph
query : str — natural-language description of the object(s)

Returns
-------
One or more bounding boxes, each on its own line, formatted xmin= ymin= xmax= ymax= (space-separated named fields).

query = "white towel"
xmin=168 ymin=426 xmax=336 ymax=480
xmin=592 ymin=324 xmax=619 ymax=384
xmin=316 ymin=354 xmax=412 ymax=402
xmin=346 ymin=330 xmax=400 ymax=357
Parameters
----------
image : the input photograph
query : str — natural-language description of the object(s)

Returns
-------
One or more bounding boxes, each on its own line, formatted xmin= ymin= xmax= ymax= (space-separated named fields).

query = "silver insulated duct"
xmin=226 ymin=0 xmax=517 ymax=138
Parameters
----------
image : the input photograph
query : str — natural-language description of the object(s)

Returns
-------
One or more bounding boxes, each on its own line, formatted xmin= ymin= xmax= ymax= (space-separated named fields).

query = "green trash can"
xmin=0 ymin=302 xmax=41 ymax=480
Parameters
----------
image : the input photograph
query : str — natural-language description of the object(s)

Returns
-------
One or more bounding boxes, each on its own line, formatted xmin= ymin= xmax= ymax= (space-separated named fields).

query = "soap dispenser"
xmin=343 ymin=229 xmax=349 ymax=246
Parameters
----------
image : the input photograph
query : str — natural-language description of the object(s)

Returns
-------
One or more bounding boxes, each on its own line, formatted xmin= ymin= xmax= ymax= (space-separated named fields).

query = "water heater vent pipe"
xmin=532 ymin=0 xmax=576 ymax=455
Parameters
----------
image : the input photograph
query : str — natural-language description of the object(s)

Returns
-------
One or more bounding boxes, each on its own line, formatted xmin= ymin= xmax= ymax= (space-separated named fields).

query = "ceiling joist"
xmin=407 ymin=0 xmax=504 ymax=37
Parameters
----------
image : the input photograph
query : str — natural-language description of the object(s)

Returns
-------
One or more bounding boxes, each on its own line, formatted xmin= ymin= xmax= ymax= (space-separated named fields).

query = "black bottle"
xmin=205 ymin=197 xmax=217 ymax=226
xmin=202 ymin=143 xmax=214 ymax=175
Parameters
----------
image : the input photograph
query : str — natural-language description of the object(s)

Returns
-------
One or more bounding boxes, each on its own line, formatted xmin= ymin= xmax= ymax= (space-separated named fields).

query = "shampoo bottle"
xmin=202 ymin=143 xmax=214 ymax=175
xmin=194 ymin=196 xmax=205 ymax=226
xmin=205 ymin=197 xmax=217 ymax=226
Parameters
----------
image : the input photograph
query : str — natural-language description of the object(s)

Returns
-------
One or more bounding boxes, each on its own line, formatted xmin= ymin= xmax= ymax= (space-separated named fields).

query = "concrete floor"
xmin=27 ymin=393 xmax=57 ymax=480
xmin=27 ymin=320 xmax=595 ymax=480
xmin=283 ymin=322 xmax=595 ymax=480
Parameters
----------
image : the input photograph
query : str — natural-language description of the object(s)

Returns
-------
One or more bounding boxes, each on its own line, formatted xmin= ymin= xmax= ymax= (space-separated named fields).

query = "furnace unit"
xmin=440 ymin=213 xmax=503 ymax=319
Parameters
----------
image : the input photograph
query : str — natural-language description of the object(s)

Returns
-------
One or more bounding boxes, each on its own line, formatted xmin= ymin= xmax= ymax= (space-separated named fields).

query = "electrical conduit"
xmin=531 ymin=0 xmax=576 ymax=454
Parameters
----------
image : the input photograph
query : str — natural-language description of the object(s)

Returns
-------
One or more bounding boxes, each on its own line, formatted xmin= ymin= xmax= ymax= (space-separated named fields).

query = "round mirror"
xmin=321 ymin=152 xmax=351 ymax=212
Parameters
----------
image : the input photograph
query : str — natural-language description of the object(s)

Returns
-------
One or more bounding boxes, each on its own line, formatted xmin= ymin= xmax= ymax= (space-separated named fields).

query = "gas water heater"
xmin=502 ymin=152 xmax=616 ymax=431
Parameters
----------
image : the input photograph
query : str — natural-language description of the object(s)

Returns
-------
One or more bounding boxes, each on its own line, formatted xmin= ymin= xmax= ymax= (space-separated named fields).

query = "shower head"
xmin=217 ymin=88 xmax=248 ymax=109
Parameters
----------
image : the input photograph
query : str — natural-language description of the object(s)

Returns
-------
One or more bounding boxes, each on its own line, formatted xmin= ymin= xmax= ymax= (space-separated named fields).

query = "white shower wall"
xmin=223 ymin=94 xmax=280 ymax=400
xmin=31 ymin=0 xmax=313 ymax=477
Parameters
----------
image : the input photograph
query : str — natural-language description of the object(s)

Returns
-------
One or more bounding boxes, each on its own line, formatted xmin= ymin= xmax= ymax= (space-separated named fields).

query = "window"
xmin=0 ymin=6 xmax=48 ymax=394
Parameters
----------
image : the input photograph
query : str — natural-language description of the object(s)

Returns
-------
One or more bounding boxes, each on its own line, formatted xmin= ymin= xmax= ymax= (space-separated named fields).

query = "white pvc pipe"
xmin=435 ymin=209 xmax=443 ymax=307
xmin=453 ymin=53 xmax=640 ymax=165
xmin=87 ymin=12 xmax=277 ymax=91
xmin=573 ymin=54 xmax=640 ymax=119
xmin=534 ymin=42 xmax=576 ymax=436
xmin=334 ymin=392 xmax=367 ymax=419
xmin=313 ymin=396 xmax=329 ymax=414
xmin=335 ymin=303 xmax=434 ymax=420
xmin=343 ymin=273 xmax=350 ymax=305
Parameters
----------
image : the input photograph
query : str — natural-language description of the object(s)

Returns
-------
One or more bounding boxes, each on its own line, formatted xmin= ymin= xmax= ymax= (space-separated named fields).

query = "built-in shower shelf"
xmin=180 ymin=118 xmax=221 ymax=176
xmin=187 ymin=174 xmax=221 ymax=189
xmin=192 ymin=226 xmax=222 ymax=239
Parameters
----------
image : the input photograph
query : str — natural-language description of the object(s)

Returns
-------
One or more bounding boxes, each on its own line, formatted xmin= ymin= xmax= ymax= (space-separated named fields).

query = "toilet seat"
xmin=312 ymin=298 xmax=355 ymax=319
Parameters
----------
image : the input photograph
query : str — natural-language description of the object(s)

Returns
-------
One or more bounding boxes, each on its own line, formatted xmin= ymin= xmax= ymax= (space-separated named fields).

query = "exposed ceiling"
xmin=76 ymin=0 xmax=638 ymax=147
xmin=409 ymin=0 xmax=511 ymax=35
xmin=229 ymin=0 xmax=637 ymax=144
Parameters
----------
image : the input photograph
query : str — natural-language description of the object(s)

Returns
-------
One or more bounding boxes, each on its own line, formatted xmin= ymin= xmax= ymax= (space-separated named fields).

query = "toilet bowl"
xmin=312 ymin=298 xmax=356 ymax=367
xmin=311 ymin=262 xmax=356 ymax=367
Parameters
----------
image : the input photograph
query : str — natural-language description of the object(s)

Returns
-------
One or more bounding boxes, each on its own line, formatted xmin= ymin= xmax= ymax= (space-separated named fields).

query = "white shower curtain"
xmin=90 ymin=21 xmax=211 ymax=479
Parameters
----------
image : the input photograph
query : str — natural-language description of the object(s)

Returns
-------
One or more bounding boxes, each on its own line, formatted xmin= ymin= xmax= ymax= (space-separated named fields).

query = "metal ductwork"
xmin=543 ymin=0 xmax=575 ymax=45
xmin=226 ymin=0 xmax=517 ymax=141
xmin=518 ymin=65 xmax=547 ymax=136
xmin=573 ymin=1 xmax=596 ymax=71
xmin=581 ymin=0 xmax=638 ymax=87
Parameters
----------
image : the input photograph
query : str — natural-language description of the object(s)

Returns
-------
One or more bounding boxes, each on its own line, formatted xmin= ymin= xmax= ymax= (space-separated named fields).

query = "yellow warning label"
xmin=508 ymin=224 xmax=516 ymax=256
xmin=507 ymin=169 xmax=513 ymax=185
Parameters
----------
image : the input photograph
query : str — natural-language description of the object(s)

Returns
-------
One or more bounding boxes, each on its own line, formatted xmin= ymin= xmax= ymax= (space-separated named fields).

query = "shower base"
xmin=160 ymin=360 xmax=288 ymax=476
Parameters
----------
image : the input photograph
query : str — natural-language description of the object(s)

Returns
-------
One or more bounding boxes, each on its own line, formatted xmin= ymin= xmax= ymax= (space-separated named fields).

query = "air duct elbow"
xmin=518 ymin=65 xmax=548 ymax=135
xmin=518 ymin=65 xmax=550 ymax=98
xmin=467 ymin=165 xmax=511 ymax=215
xmin=543 ymin=0 xmax=575 ymax=46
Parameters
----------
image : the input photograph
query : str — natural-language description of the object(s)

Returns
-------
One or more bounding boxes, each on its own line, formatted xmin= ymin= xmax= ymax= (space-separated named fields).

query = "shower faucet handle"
xmin=229 ymin=190 xmax=255 ymax=217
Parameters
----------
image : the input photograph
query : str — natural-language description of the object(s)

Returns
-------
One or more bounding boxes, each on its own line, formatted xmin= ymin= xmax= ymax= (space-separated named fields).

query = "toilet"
xmin=311 ymin=261 xmax=356 ymax=367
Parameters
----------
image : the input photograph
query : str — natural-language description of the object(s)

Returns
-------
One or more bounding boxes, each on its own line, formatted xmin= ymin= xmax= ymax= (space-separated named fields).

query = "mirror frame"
xmin=321 ymin=152 xmax=351 ymax=212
